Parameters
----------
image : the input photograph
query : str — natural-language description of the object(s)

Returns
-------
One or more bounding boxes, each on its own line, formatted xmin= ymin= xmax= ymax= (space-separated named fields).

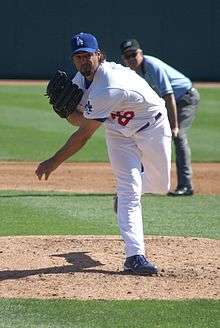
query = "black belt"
xmin=137 ymin=112 xmax=162 ymax=133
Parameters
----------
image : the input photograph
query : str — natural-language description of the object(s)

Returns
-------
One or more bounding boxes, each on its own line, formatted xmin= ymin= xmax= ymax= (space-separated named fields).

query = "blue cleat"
xmin=124 ymin=255 xmax=158 ymax=275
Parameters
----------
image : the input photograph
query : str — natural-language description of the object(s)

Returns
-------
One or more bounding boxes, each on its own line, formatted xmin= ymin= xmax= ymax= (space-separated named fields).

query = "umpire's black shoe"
xmin=124 ymin=255 xmax=158 ymax=276
xmin=167 ymin=186 xmax=194 ymax=196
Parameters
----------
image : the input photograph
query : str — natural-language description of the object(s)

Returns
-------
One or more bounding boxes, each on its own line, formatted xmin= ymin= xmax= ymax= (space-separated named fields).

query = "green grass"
xmin=0 ymin=85 xmax=107 ymax=161
xmin=0 ymin=85 xmax=220 ymax=162
xmin=0 ymin=191 xmax=219 ymax=239
xmin=0 ymin=299 xmax=219 ymax=328
xmin=188 ymin=88 xmax=220 ymax=161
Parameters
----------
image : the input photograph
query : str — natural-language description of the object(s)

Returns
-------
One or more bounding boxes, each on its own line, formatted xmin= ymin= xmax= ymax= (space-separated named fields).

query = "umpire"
xmin=120 ymin=39 xmax=200 ymax=196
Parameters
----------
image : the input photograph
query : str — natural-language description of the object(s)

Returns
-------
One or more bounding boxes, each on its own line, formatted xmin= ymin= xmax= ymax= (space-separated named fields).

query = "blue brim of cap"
xmin=72 ymin=47 xmax=97 ymax=54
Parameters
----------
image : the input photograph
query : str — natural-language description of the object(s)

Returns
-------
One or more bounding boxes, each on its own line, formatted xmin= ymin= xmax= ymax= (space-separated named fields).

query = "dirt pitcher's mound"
xmin=0 ymin=236 xmax=219 ymax=300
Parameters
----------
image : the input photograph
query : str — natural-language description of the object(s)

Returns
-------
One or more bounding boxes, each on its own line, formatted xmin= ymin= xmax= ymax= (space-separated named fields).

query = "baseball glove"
xmin=45 ymin=70 xmax=83 ymax=118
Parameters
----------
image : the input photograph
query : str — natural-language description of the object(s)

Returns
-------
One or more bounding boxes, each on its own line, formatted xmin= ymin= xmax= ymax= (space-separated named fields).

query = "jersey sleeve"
xmin=147 ymin=61 xmax=173 ymax=97
xmin=83 ymin=88 xmax=126 ymax=120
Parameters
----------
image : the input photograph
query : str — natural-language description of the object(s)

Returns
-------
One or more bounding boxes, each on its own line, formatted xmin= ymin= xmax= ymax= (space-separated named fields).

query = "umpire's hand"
xmin=172 ymin=127 xmax=179 ymax=138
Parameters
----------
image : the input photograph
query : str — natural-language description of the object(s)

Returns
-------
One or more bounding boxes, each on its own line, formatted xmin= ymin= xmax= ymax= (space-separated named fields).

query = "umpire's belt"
xmin=137 ymin=112 xmax=162 ymax=133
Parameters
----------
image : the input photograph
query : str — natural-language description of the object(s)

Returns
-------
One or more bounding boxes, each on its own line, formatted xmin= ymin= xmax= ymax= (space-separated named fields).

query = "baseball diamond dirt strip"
xmin=0 ymin=162 xmax=220 ymax=194
xmin=0 ymin=162 xmax=220 ymax=300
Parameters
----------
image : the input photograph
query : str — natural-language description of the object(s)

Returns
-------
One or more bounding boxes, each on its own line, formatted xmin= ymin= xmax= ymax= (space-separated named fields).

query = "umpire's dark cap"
xmin=71 ymin=32 xmax=99 ymax=54
xmin=120 ymin=39 xmax=141 ymax=54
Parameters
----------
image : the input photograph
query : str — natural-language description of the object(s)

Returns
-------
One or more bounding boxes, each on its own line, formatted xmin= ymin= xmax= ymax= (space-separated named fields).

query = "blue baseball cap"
xmin=71 ymin=32 xmax=99 ymax=55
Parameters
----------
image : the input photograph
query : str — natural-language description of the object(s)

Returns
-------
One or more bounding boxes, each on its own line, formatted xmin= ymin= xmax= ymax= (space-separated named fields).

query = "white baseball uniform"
xmin=72 ymin=61 xmax=171 ymax=257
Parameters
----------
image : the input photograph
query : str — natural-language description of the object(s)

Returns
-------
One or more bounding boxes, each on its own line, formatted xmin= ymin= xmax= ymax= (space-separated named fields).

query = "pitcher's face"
xmin=72 ymin=51 xmax=101 ymax=80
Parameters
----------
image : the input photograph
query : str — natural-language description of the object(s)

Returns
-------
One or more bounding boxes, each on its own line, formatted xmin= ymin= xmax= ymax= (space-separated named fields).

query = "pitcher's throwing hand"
xmin=35 ymin=158 xmax=58 ymax=180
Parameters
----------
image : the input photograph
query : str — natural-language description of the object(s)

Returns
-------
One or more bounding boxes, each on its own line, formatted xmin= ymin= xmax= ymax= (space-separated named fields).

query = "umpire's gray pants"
xmin=174 ymin=88 xmax=200 ymax=189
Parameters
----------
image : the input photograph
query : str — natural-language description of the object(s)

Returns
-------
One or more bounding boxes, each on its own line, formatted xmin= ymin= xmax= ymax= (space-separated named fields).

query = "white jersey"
xmin=72 ymin=61 xmax=167 ymax=137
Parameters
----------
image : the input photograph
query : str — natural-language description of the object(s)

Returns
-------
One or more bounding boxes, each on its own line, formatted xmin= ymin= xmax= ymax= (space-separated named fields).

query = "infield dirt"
xmin=0 ymin=162 xmax=220 ymax=194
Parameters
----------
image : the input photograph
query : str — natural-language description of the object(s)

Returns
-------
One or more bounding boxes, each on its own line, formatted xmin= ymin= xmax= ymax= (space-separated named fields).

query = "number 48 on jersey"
xmin=111 ymin=111 xmax=134 ymax=126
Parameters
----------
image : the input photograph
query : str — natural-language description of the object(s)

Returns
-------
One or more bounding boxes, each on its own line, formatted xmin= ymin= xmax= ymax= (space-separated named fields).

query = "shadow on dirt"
xmin=0 ymin=251 xmax=126 ymax=280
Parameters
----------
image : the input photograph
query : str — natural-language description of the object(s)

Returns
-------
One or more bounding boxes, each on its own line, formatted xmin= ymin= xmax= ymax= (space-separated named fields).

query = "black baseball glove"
xmin=45 ymin=70 xmax=83 ymax=118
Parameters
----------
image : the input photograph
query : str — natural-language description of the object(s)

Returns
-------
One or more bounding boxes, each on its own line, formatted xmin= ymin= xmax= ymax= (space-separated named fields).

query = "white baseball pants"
xmin=106 ymin=114 xmax=171 ymax=258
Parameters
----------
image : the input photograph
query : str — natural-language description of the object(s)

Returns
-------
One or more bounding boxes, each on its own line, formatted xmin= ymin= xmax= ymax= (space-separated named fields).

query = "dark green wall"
xmin=1 ymin=0 xmax=220 ymax=80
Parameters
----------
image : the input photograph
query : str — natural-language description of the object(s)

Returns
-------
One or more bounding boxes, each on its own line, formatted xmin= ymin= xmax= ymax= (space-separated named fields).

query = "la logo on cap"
xmin=76 ymin=36 xmax=84 ymax=46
